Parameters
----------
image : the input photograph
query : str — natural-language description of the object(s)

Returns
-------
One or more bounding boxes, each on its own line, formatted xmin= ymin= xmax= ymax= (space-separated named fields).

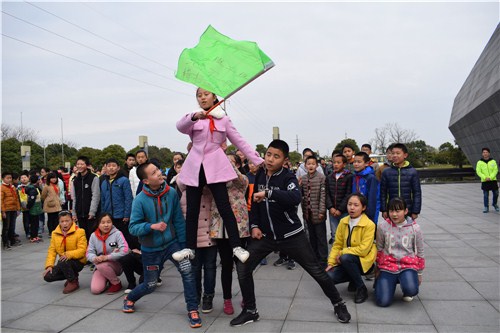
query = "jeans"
xmin=306 ymin=221 xmax=328 ymax=267
xmin=236 ymin=232 xmax=343 ymax=310
xmin=185 ymin=166 xmax=241 ymax=250
xmin=192 ymin=245 xmax=217 ymax=298
xmin=329 ymin=213 xmax=347 ymax=240
xmin=44 ymin=259 xmax=84 ymax=282
xmin=326 ymin=254 xmax=366 ymax=289
xmin=483 ymin=189 xmax=499 ymax=207
xmin=375 ymin=269 xmax=419 ymax=307
xmin=127 ymin=241 xmax=198 ymax=312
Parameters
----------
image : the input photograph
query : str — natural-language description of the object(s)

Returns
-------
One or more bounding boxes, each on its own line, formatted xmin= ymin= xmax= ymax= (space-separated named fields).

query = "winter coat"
xmin=26 ymin=184 xmax=43 ymax=216
xmin=86 ymin=226 xmax=129 ymax=263
xmin=178 ymin=180 xmax=215 ymax=248
xmin=476 ymin=158 xmax=499 ymax=191
xmin=211 ymin=166 xmax=250 ymax=239
xmin=250 ymin=167 xmax=303 ymax=240
xmin=295 ymin=162 xmax=324 ymax=179
xmin=352 ymin=166 xmax=379 ymax=223
xmin=57 ymin=178 xmax=66 ymax=205
xmin=1 ymin=182 xmax=20 ymax=212
xmin=42 ymin=184 xmax=62 ymax=213
xmin=328 ymin=213 xmax=377 ymax=273
xmin=129 ymin=167 xmax=140 ymax=198
xmin=176 ymin=111 xmax=263 ymax=187
xmin=129 ymin=181 xmax=185 ymax=253
xmin=300 ymin=171 xmax=326 ymax=224
xmin=376 ymin=216 xmax=425 ymax=273
xmin=100 ymin=173 xmax=133 ymax=219
xmin=380 ymin=161 xmax=422 ymax=215
xmin=71 ymin=171 xmax=100 ymax=218
xmin=45 ymin=222 xmax=87 ymax=269
xmin=325 ymin=170 xmax=353 ymax=214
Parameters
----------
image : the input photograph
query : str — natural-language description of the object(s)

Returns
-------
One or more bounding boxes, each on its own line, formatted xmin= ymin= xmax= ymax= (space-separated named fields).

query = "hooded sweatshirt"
xmin=376 ymin=216 xmax=425 ymax=274
xmin=352 ymin=166 xmax=380 ymax=223
xmin=86 ymin=226 xmax=129 ymax=263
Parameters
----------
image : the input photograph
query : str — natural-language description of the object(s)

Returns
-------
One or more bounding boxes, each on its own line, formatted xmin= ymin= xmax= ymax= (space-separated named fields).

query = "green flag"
xmin=176 ymin=25 xmax=274 ymax=99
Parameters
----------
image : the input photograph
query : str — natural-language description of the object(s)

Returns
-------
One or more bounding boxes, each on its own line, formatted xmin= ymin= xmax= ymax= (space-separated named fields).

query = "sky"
xmin=2 ymin=1 xmax=499 ymax=157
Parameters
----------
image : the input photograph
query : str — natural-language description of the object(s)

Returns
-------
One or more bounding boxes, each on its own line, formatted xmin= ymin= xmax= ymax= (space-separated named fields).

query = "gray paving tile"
xmin=423 ymin=266 xmax=465 ymax=282
xmin=287 ymin=296 xmax=344 ymax=322
xmin=253 ymin=279 xmax=300 ymax=298
xmin=114 ymin=291 xmax=183 ymax=313
xmin=355 ymin=298 xmax=431 ymax=325
xmin=282 ymin=320 xmax=356 ymax=332
xmin=357 ymin=324 xmax=437 ymax=333
xmin=418 ymin=282 xmax=484 ymax=300
xmin=53 ymin=288 xmax=123 ymax=308
xmin=442 ymin=255 xmax=498 ymax=268
xmin=205 ymin=317 xmax=283 ymax=333
xmin=6 ymin=282 xmax=71 ymax=304
xmin=252 ymin=296 xmax=292 ymax=320
xmin=434 ymin=326 xmax=500 ymax=333
xmin=61 ymin=309 xmax=152 ymax=332
xmin=455 ymin=267 xmax=500 ymax=281
xmin=470 ymin=281 xmax=500 ymax=301
xmin=422 ymin=300 xmax=499 ymax=326
xmin=1 ymin=301 xmax=46 ymax=325
xmin=4 ymin=305 xmax=95 ymax=332
xmin=133 ymin=312 xmax=216 ymax=332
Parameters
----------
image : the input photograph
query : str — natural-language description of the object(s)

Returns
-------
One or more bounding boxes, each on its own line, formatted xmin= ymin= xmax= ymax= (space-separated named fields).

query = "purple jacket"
xmin=176 ymin=112 xmax=264 ymax=187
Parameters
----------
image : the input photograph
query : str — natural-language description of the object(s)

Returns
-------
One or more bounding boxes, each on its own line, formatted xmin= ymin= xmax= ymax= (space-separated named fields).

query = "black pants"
xmin=44 ymin=259 xmax=84 ymax=282
xmin=77 ymin=216 xmax=95 ymax=243
xmin=236 ymin=231 xmax=343 ymax=310
xmin=29 ymin=214 xmax=39 ymax=239
xmin=185 ymin=166 xmax=241 ymax=250
xmin=306 ymin=221 xmax=328 ymax=267
xmin=118 ymin=252 xmax=143 ymax=287
xmin=217 ymin=238 xmax=238 ymax=300
xmin=113 ymin=218 xmax=130 ymax=241
xmin=2 ymin=211 xmax=17 ymax=246
xmin=47 ymin=212 xmax=60 ymax=236
xmin=22 ymin=211 xmax=30 ymax=237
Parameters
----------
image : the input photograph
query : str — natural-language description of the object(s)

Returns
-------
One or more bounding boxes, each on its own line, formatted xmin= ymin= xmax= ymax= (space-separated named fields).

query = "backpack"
xmin=18 ymin=186 xmax=28 ymax=210
xmin=27 ymin=185 xmax=43 ymax=216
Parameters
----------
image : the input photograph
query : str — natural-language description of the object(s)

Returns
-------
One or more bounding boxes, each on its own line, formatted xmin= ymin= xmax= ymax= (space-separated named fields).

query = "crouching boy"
xmin=122 ymin=162 xmax=201 ymax=329
xmin=43 ymin=210 xmax=87 ymax=293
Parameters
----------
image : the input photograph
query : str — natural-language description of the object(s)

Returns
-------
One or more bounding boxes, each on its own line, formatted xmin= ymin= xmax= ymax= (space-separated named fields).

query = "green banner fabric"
xmin=176 ymin=25 xmax=274 ymax=99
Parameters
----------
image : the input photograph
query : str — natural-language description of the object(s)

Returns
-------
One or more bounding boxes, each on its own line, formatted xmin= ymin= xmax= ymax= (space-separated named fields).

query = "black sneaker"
xmin=354 ymin=285 xmax=368 ymax=304
xmin=273 ymin=258 xmax=288 ymax=267
xmin=201 ymin=294 xmax=214 ymax=313
xmin=287 ymin=259 xmax=296 ymax=270
xmin=347 ymin=281 xmax=356 ymax=292
xmin=230 ymin=309 xmax=259 ymax=326
xmin=334 ymin=302 xmax=351 ymax=323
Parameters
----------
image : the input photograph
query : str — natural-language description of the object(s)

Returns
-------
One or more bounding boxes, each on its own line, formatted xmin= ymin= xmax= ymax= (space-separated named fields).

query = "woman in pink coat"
xmin=173 ymin=88 xmax=263 ymax=264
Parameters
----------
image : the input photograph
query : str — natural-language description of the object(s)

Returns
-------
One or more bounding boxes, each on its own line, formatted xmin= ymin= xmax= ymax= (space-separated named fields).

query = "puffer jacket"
xmin=86 ymin=226 xmax=129 ymax=263
xmin=380 ymin=161 xmax=422 ymax=214
xmin=325 ymin=170 xmax=353 ymax=214
xmin=100 ymin=173 xmax=133 ymax=219
xmin=178 ymin=180 xmax=216 ymax=248
xmin=300 ymin=171 xmax=326 ymax=224
xmin=1 ymin=182 xmax=20 ymax=212
xmin=45 ymin=223 xmax=87 ymax=269
xmin=352 ymin=166 xmax=379 ymax=223
xmin=376 ymin=216 xmax=425 ymax=273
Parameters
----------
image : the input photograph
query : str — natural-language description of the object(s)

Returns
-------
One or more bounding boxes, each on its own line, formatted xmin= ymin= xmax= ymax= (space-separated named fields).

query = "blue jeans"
xmin=192 ymin=246 xmax=217 ymax=298
xmin=375 ymin=269 xmax=419 ymax=307
xmin=127 ymin=242 xmax=198 ymax=312
xmin=483 ymin=189 xmax=499 ymax=207
xmin=326 ymin=254 xmax=366 ymax=289
xmin=329 ymin=213 xmax=347 ymax=240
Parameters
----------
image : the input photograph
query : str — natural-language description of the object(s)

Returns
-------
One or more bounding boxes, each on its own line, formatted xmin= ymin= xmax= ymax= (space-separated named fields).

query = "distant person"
xmin=122 ymin=153 xmax=136 ymax=179
xmin=476 ymin=147 xmax=499 ymax=213
xmin=1 ymin=171 xmax=21 ymax=249
xmin=100 ymin=158 xmax=133 ymax=239
xmin=375 ymin=197 xmax=425 ymax=307
xmin=295 ymin=148 xmax=324 ymax=179
xmin=86 ymin=213 xmax=128 ymax=294
xmin=300 ymin=155 xmax=328 ymax=268
xmin=352 ymin=152 xmax=380 ymax=224
xmin=325 ymin=154 xmax=353 ymax=244
xmin=166 ymin=152 xmax=184 ymax=185
xmin=232 ymin=140 xmax=351 ymax=326
xmin=236 ymin=149 xmax=250 ymax=174
xmin=129 ymin=149 xmax=148 ymax=197
xmin=380 ymin=143 xmax=422 ymax=220
xmin=342 ymin=144 xmax=356 ymax=173
xmin=71 ymin=156 xmax=101 ymax=242
xmin=376 ymin=144 xmax=395 ymax=181
xmin=361 ymin=143 xmax=379 ymax=173
xmin=26 ymin=175 xmax=44 ymax=243
xmin=17 ymin=172 xmax=31 ymax=239
xmin=43 ymin=211 xmax=87 ymax=294
xmin=41 ymin=172 xmax=63 ymax=236
xmin=326 ymin=193 xmax=377 ymax=304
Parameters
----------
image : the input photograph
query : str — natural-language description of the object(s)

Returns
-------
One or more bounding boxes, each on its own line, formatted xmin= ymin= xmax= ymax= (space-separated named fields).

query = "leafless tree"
xmin=371 ymin=123 xmax=418 ymax=153
xmin=1 ymin=123 xmax=40 ymax=142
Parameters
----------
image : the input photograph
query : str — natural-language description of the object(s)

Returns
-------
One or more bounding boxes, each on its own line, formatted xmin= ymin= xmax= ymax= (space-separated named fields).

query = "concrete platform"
xmin=1 ymin=183 xmax=499 ymax=332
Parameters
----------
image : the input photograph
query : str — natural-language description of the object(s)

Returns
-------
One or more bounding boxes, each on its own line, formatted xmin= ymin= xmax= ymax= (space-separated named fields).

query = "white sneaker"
xmin=403 ymin=296 xmax=414 ymax=302
xmin=124 ymin=289 xmax=132 ymax=294
xmin=172 ymin=248 xmax=195 ymax=262
xmin=233 ymin=247 xmax=249 ymax=263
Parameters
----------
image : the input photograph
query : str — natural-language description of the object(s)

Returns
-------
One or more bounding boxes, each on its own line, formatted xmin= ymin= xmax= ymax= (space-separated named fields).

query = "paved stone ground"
xmin=1 ymin=183 xmax=499 ymax=332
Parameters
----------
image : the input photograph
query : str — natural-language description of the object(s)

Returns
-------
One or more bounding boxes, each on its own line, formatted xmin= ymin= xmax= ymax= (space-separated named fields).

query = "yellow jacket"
xmin=328 ymin=213 xmax=377 ymax=273
xmin=45 ymin=222 xmax=87 ymax=269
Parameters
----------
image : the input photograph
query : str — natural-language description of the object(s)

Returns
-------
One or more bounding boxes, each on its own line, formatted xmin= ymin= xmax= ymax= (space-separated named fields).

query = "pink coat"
xmin=177 ymin=112 xmax=264 ymax=187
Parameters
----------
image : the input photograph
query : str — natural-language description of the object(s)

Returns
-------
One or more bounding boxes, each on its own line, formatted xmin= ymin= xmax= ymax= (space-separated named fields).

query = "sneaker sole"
xmin=230 ymin=318 xmax=259 ymax=327
xmin=189 ymin=323 xmax=202 ymax=328
xmin=201 ymin=308 xmax=213 ymax=313
xmin=122 ymin=309 xmax=135 ymax=313
xmin=336 ymin=316 xmax=350 ymax=324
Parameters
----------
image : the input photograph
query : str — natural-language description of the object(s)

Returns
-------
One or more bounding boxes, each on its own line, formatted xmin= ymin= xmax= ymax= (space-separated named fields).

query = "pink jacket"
xmin=178 ymin=180 xmax=215 ymax=248
xmin=176 ymin=112 xmax=264 ymax=187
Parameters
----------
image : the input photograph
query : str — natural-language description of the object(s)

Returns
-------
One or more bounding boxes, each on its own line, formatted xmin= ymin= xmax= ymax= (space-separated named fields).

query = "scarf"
xmin=60 ymin=225 xmax=78 ymax=252
xmin=142 ymin=184 xmax=170 ymax=215
xmin=51 ymin=183 xmax=59 ymax=195
xmin=2 ymin=183 xmax=18 ymax=198
xmin=94 ymin=229 xmax=111 ymax=255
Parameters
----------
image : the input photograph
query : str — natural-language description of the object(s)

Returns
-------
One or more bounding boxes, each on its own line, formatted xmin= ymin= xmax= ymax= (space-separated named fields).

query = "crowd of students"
xmin=9 ymin=86 xmax=492 ymax=329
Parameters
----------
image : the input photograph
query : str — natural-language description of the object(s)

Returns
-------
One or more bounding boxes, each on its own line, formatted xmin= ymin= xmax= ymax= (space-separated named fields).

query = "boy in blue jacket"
xmin=352 ymin=152 xmax=380 ymax=223
xmin=100 ymin=158 xmax=134 ymax=239
xmin=380 ymin=143 xmax=422 ymax=220
xmin=231 ymin=140 xmax=351 ymax=327
xmin=122 ymin=162 xmax=201 ymax=328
